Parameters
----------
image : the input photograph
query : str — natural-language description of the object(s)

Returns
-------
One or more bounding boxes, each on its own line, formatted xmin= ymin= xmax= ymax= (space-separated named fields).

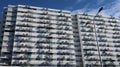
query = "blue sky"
xmin=0 ymin=0 xmax=120 ymax=17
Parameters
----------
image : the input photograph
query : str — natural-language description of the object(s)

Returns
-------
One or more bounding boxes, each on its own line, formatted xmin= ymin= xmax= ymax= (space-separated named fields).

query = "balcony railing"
xmin=56 ymin=45 xmax=68 ymax=49
xmin=113 ymin=40 xmax=120 ymax=43
xmin=16 ymin=61 xmax=30 ymax=66
xmin=83 ymin=43 xmax=96 ymax=46
xmin=84 ymin=52 xmax=94 ymax=56
xmin=57 ymin=51 xmax=72 ymax=55
xmin=86 ymin=57 xmax=99 ymax=61
xmin=82 ymin=37 xmax=95 ymax=41
xmin=40 ymin=61 xmax=52 ymax=66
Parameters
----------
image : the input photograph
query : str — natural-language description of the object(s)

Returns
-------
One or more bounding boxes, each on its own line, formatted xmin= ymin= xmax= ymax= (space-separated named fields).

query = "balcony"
xmin=98 ymin=26 xmax=104 ymax=29
xmin=82 ymin=37 xmax=95 ymax=41
xmin=16 ymin=28 xmax=33 ymax=32
xmin=98 ymin=34 xmax=106 ymax=37
xmin=37 ymin=50 xmax=53 ymax=55
xmin=57 ymin=22 xmax=70 ymax=26
xmin=94 ymin=18 xmax=104 ymax=21
xmin=113 ymin=32 xmax=120 ymax=35
xmin=21 ymin=19 xmax=33 ymax=22
xmin=84 ymin=46 xmax=97 ymax=51
xmin=57 ymin=56 xmax=65 ymax=60
xmin=108 ymin=20 xmax=117 ymax=23
xmin=58 ymin=18 xmax=67 ymax=21
xmin=101 ymin=52 xmax=114 ymax=56
xmin=114 ymin=44 xmax=120 ymax=47
xmin=17 ymin=23 xmax=32 ymax=27
xmin=99 ymin=44 xmax=106 ymax=46
xmin=79 ymin=17 xmax=91 ymax=20
xmin=113 ymin=28 xmax=120 ymax=31
xmin=1 ymin=49 xmax=11 ymax=52
xmin=100 ymin=48 xmax=110 ymax=51
xmin=56 ymin=31 xmax=67 ymax=35
xmin=112 ymin=36 xmax=120 ymax=39
xmin=57 ymin=51 xmax=72 ymax=55
xmin=58 ymin=14 xmax=66 ymax=17
xmin=86 ymin=25 xmax=94 ymax=29
xmin=20 ymin=33 xmax=30 ymax=37
xmin=57 ymin=27 xmax=63 ymax=30
xmin=116 ymin=54 xmax=120 ymax=57
xmin=22 ymin=14 xmax=35 ymax=19
xmin=37 ymin=29 xmax=48 ymax=33
xmin=87 ymin=29 xmax=94 ymax=32
xmin=12 ymin=60 xmax=19 ymax=65
xmin=82 ymin=33 xmax=94 ymax=36
xmin=83 ymin=43 xmax=96 ymax=46
xmin=36 ymin=55 xmax=42 ymax=60
xmin=57 ymin=26 xmax=71 ymax=30
xmin=64 ymin=27 xmax=71 ymax=31
xmin=0 ymin=55 xmax=9 ymax=59
xmin=102 ymin=58 xmax=115 ymax=62
xmin=17 ymin=61 xmax=30 ymax=66
xmin=36 ymin=39 xmax=49 ymax=43
xmin=36 ymin=44 xmax=44 ymax=48
xmin=44 ymin=55 xmax=53 ymax=61
xmin=84 ymin=52 xmax=94 ymax=56
xmin=113 ymin=40 xmax=120 ymax=43
xmin=98 ymin=39 xmax=107 ymax=42
xmin=57 ymin=41 xmax=70 ymax=45
xmin=97 ymin=29 xmax=105 ymax=32
xmin=57 ymin=36 xmax=72 ymax=40
xmin=16 ymin=56 xmax=25 ymax=59
xmin=56 ymin=45 xmax=68 ymax=49
xmin=86 ymin=57 xmax=99 ymax=61
xmin=15 ymin=38 xmax=31 ymax=42
xmin=16 ymin=44 xmax=33 ymax=48
xmin=41 ymin=12 xmax=48 ymax=15
xmin=66 ymin=58 xmax=72 ymax=61
xmin=15 ymin=49 xmax=32 ymax=54
xmin=115 ymin=49 xmax=120 ymax=52
xmin=57 ymin=61 xmax=73 ymax=66
xmin=45 ymin=45 xmax=53 ymax=49
xmin=97 ymin=22 xmax=104 ymax=25
xmin=40 ymin=61 xmax=52 ymax=66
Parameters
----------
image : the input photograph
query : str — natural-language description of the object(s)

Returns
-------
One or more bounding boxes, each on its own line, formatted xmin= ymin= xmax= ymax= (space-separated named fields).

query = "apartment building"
xmin=73 ymin=13 xmax=120 ymax=67
xmin=0 ymin=5 xmax=76 ymax=66
xmin=1 ymin=5 xmax=120 ymax=67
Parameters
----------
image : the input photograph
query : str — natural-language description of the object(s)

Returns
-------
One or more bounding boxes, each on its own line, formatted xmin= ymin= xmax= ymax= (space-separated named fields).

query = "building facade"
xmin=72 ymin=15 xmax=83 ymax=67
xmin=73 ymin=13 xmax=120 ymax=67
xmin=1 ymin=5 xmax=120 ymax=67
xmin=0 ymin=5 xmax=76 ymax=66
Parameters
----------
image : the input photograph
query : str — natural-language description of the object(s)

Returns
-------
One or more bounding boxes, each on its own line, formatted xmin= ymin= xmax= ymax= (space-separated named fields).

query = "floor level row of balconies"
xmin=1 ymin=46 xmax=75 ymax=52
xmin=11 ymin=60 xmax=76 ymax=66
xmin=14 ymin=31 xmax=73 ymax=37
xmin=77 ymin=14 xmax=120 ymax=22
xmin=11 ymin=54 xmax=75 ymax=59
xmin=15 ymin=20 xmax=72 ymax=27
xmin=17 ymin=7 xmax=71 ymax=17
xmin=15 ymin=26 xmax=72 ymax=33
xmin=15 ymin=13 xmax=72 ymax=21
